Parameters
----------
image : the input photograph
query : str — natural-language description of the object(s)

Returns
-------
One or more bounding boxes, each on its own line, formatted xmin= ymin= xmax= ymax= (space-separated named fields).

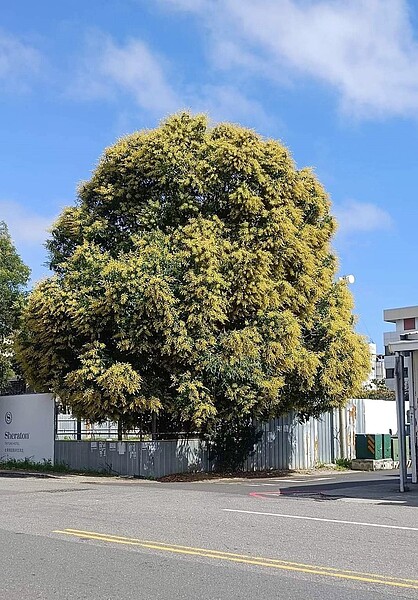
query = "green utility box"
xmin=355 ymin=434 xmax=383 ymax=459
xmin=382 ymin=434 xmax=392 ymax=459
xmin=391 ymin=436 xmax=410 ymax=461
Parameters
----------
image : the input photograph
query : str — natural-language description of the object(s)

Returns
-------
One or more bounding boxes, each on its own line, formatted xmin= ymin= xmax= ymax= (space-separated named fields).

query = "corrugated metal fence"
xmin=55 ymin=399 xmax=368 ymax=478
xmin=55 ymin=438 xmax=210 ymax=478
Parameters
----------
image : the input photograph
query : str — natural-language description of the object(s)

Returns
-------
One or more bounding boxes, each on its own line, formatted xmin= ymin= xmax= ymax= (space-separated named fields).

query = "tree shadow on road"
xmin=251 ymin=473 xmax=418 ymax=508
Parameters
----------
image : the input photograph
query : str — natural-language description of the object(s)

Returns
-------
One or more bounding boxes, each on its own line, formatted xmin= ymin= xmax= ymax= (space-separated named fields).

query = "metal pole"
xmin=395 ymin=353 xmax=408 ymax=492
xmin=54 ymin=401 xmax=58 ymax=440
xmin=339 ymin=406 xmax=347 ymax=459
xmin=410 ymin=351 xmax=418 ymax=483
xmin=330 ymin=410 xmax=335 ymax=464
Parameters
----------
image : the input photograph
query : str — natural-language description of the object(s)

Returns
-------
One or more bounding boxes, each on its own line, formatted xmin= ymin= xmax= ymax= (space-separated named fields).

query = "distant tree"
xmin=354 ymin=379 xmax=395 ymax=400
xmin=17 ymin=113 xmax=370 ymax=431
xmin=0 ymin=222 xmax=30 ymax=391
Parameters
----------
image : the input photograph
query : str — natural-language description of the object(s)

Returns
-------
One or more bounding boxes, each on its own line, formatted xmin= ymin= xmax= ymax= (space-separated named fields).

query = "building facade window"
xmin=386 ymin=368 xmax=395 ymax=379
xmin=404 ymin=318 xmax=415 ymax=330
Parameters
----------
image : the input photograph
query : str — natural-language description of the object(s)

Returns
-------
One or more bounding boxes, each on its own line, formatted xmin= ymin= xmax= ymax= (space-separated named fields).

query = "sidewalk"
xmin=276 ymin=471 xmax=418 ymax=507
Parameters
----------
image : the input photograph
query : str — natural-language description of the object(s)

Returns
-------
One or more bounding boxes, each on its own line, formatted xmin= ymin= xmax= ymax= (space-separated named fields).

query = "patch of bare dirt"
xmin=157 ymin=469 xmax=294 ymax=482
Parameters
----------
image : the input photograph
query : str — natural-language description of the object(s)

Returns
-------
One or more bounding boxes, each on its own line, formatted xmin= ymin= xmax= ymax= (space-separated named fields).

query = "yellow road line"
xmin=58 ymin=528 xmax=418 ymax=583
xmin=53 ymin=528 xmax=418 ymax=591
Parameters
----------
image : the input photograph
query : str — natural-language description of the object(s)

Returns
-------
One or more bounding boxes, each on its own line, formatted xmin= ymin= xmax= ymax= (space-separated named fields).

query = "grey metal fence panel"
xmin=327 ymin=400 xmax=364 ymax=461
xmin=352 ymin=398 xmax=366 ymax=434
xmin=316 ymin=413 xmax=331 ymax=465
xmin=56 ymin=441 xmax=135 ymax=476
xmin=55 ymin=438 xmax=210 ymax=478
xmin=55 ymin=400 xmax=367 ymax=477
xmin=333 ymin=408 xmax=341 ymax=460
xmin=244 ymin=415 xmax=294 ymax=472
xmin=316 ymin=415 xmax=325 ymax=464
xmin=243 ymin=413 xmax=319 ymax=472
xmin=292 ymin=418 xmax=306 ymax=470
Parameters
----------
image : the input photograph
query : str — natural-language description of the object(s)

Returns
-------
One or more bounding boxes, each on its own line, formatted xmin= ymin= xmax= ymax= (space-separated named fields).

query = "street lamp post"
xmin=337 ymin=275 xmax=355 ymax=460
xmin=394 ymin=352 xmax=408 ymax=492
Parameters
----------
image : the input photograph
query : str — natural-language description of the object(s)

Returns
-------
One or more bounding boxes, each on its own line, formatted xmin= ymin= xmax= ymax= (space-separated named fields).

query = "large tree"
xmin=17 ymin=113 xmax=369 ymax=430
xmin=0 ymin=222 xmax=30 ymax=391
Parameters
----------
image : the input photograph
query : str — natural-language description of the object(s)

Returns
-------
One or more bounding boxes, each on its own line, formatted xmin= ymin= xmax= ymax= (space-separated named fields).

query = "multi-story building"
xmin=383 ymin=306 xmax=418 ymax=390
xmin=365 ymin=342 xmax=385 ymax=389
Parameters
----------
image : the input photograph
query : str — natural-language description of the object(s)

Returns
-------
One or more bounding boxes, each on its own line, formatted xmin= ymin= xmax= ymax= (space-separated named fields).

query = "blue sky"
xmin=2 ymin=0 xmax=418 ymax=349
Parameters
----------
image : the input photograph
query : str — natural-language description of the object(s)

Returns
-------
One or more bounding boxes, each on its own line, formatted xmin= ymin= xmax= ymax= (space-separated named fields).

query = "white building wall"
xmin=383 ymin=310 xmax=418 ymax=391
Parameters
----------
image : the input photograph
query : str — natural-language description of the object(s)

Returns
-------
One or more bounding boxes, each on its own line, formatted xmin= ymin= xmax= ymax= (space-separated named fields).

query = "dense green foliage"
xmin=354 ymin=379 xmax=395 ymax=400
xmin=208 ymin=418 xmax=263 ymax=471
xmin=0 ymin=222 xmax=30 ymax=390
xmin=17 ymin=113 xmax=369 ymax=429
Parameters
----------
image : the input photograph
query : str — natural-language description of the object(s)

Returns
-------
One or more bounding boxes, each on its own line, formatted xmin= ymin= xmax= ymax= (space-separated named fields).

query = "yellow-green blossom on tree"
xmin=16 ymin=113 xmax=369 ymax=428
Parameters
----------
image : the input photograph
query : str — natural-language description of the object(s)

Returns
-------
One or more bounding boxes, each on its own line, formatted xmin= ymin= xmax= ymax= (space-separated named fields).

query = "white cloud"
xmin=0 ymin=31 xmax=42 ymax=91
xmin=334 ymin=200 xmax=393 ymax=234
xmin=73 ymin=32 xmax=271 ymax=129
xmin=159 ymin=0 xmax=418 ymax=118
xmin=188 ymin=84 xmax=273 ymax=130
xmin=73 ymin=34 xmax=181 ymax=115
xmin=0 ymin=201 xmax=54 ymax=246
xmin=158 ymin=0 xmax=207 ymax=10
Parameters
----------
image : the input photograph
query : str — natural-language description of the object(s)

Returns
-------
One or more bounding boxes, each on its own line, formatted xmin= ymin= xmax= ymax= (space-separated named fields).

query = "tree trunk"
xmin=151 ymin=412 xmax=157 ymax=441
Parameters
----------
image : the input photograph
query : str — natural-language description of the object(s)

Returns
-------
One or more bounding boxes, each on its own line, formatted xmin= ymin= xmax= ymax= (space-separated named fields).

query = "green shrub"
xmin=335 ymin=458 xmax=351 ymax=469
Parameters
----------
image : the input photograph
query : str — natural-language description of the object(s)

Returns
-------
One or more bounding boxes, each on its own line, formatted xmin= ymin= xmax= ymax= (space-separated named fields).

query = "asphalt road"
xmin=1 ymin=469 xmax=417 ymax=599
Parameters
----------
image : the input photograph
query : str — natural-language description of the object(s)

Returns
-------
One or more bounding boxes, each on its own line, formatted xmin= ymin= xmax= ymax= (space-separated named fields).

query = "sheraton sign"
xmin=0 ymin=394 xmax=54 ymax=463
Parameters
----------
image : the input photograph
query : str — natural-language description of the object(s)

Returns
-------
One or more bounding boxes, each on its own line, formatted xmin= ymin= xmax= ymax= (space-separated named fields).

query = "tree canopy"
xmin=0 ymin=222 xmax=30 ymax=390
xmin=354 ymin=379 xmax=395 ymax=401
xmin=17 ymin=113 xmax=369 ymax=429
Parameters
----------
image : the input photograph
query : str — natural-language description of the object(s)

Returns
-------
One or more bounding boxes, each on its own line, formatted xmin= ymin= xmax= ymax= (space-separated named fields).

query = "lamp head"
xmin=339 ymin=274 xmax=355 ymax=284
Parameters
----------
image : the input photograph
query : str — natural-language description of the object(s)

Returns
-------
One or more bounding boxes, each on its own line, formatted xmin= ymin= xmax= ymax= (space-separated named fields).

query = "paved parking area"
xmin=1 ymin=469 xmax=417 ymax=599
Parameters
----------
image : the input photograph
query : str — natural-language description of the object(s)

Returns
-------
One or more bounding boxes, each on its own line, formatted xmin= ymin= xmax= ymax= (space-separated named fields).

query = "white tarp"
xmin=0 ymin=394 xmax=54 ymax=463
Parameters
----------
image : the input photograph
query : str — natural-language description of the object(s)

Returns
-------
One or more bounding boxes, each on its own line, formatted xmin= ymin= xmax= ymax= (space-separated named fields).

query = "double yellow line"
xmin=53 ymin=528 xmax=418 ymax=591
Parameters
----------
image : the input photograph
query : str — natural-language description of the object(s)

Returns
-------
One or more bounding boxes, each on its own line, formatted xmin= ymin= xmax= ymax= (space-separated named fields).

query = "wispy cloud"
xmin=188 ymin=84 xmax=273 ymax=131
xmin=158 ymin=0 xmax=207 ymax=11
xmin=159 ymin=0 xmax=418 ymax=119
xmin=73 ymin=33 xmax=181 ymax=115
xmin=72 ymin=32 xmax=271 ymax=128
xmin=334 ymin=200 xmax=393 ymax=235
xmin=0 ymin=201 xmax=54 ymax=247
xmin=0 ymin=30 xmax=42 ymax=92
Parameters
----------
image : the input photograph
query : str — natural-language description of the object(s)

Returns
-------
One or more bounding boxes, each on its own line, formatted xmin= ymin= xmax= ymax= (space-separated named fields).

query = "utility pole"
xmin=395 ymin=353 xmax=408 ymax=492
xmin=410 ymin=351 xmax=418 ymax=484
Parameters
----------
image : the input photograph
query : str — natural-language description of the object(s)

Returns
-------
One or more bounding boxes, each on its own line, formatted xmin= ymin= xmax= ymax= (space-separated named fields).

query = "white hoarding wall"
xmin=0 ymin=394 xmax=55 ymax=463
xmin=363 ymin=399 xmax=397 ymax=434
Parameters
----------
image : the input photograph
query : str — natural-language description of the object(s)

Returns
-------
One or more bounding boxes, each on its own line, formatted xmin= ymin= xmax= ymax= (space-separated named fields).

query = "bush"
xmin=335 ymin=457 xmax=351 ymax=469
xmin=208 ymin=418 xmax=263 ymax=472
